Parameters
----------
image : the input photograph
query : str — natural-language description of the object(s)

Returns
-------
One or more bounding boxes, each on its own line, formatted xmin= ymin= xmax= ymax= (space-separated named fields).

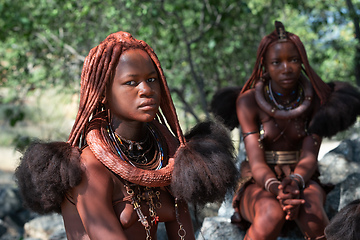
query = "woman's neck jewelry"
xmin=117 ymin=133 xmax=149 ymax=151
xmin=255 ymin=76 xmax=313 ymax=119
xmin=106 ymin=122 xmax=164 ymax=170
xmin=267 ymin=80 xmax=304 ymax=111
xmin=115 ymin=133 xmax=152 ymax=164
xmin=125 ymin=183 xmax=162 ymax=240
xmin=274 ymin=88 xmax=296 ymax=97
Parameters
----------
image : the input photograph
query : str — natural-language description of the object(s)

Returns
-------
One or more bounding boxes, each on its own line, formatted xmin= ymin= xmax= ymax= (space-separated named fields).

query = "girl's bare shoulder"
xmin=79 ymin=146 xmax=112 ymax=180
xmin=237 ymin=89 xmax=258 ymax=109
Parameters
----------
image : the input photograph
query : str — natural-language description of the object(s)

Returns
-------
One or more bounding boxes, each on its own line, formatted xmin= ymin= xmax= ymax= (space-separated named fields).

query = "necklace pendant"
xmin=136 ymin=143 xmax=143 ymax=151
xmin=151 ymin=215 xmax=159 ymax=225
xmin=141 ymin=156 xmax=148 ymax=164
xmin=128 ymin=142 xmax=134 ymax=151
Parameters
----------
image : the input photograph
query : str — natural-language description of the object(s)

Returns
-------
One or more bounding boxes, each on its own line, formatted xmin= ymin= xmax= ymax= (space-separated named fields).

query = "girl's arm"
xmin=237 ymin=91 xmax=280 ymax=195
xmin=293 ymin=133 xmax=322 ymax=185
xmin=73 ymin=147 xmax=128 ymax=240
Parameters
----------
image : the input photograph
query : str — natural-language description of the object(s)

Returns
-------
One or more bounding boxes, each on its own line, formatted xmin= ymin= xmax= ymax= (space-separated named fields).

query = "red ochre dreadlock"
xmin=241 ymin=21 xmax=331 ymax=105
xmin=67 ymin=31 xmax=185 ymax=148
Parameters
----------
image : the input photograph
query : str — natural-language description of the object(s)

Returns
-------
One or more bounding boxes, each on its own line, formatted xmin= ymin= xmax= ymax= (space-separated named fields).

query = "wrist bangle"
xmin=264 ymin=177 xmax=280 ymax=192
xmin=290 ymin=173 xmax=305 ymax=190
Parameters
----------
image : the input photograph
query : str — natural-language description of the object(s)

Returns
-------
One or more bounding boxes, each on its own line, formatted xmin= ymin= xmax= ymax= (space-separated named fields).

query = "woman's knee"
xmin=297 ymin=188 xmax=329 ymax=238
xmin=256 ymin=199 xmax=285 ymax=224
xmin=299 ymin=196 xmax=328 ymax=227
xmin=250 ymin=203 xmax=285 ymax=239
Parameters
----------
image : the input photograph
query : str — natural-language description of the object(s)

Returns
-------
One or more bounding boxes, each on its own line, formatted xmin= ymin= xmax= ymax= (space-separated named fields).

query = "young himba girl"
xmin=211 ymin=21 xmax=360 ymax=240
xmin=16 ymin=32 xmax=237 ymax=239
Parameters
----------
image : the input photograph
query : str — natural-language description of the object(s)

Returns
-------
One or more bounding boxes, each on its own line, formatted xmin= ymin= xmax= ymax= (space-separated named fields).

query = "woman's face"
xmin=264 ymin=41 xmax=302 ymax=93
xmin=106 ymin=48 xmax=161 ymax=124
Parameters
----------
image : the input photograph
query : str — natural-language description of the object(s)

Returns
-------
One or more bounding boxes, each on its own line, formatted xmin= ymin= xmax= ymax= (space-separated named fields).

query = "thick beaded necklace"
xmin=106 ymin=123 xmax=164 ymax=170
xmin=266 ymin=80 xmax=304 ymax=110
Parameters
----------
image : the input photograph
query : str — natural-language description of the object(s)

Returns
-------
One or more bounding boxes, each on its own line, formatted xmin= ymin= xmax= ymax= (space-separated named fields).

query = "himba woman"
xmin=211 ymin=21 xmax=360 ymax=240
xmin=15 ymin=31 xmax=237 ymax=239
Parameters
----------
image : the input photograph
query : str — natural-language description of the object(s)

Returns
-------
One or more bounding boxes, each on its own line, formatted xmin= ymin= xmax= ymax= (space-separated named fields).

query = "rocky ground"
xmin=1 ymin=138 xmax=359 ymax=240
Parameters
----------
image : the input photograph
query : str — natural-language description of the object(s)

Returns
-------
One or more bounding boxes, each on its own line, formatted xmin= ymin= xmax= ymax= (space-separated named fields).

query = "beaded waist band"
xmin=265 ymin=151 xmax=300 ymax=165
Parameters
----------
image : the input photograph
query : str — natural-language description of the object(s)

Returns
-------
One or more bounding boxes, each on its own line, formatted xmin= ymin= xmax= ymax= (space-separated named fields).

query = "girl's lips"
xmin=138 ymin=100 xmax=158 ymax=110
xmin=139 ymin=104 xmax=157 ymax=111
xmin=280 ymin=78 xmax=297 ymax=87
xmin=281 ymin=78 xmax=296 ymax=83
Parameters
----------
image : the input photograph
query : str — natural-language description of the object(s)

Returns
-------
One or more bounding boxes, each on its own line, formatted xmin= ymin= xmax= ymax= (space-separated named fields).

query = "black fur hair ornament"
xmin=308 ymin=81 xmax=360 ymax=137
xmin=171 ymin=120 xmax=238 ymax=206
xmin=15 ymin=142 xmax=82 ymax=214
xmin=210 ymin=86 xmax=242 ymax=130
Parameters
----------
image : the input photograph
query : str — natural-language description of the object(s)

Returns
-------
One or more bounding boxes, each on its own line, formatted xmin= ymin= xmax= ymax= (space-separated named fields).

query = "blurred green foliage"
xmin=0 ymin=0 xmax=359 ymax=147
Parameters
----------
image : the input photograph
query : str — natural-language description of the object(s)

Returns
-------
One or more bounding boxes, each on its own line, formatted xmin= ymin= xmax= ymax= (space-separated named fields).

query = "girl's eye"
xmin=147 ymin=78 xmax=156 ymax=83
xmin=291 ymin=58 xmax=299 ymax=63
xmin=125 ymin=80 xmax=137 ymax=86
xmin=271 ymin=61 xmax=279 ymax=65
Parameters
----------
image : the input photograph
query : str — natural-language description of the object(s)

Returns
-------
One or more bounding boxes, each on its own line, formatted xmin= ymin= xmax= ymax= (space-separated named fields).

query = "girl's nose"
xmin=283 ymin=62 xmax=293 ymax=73
xmin=138 ymin=81 xmax=154 ymax=96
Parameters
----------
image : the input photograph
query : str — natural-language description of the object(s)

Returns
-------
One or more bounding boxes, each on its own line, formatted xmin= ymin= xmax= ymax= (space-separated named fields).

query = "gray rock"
xmin=0 ymin=170 xmax=16 ymax=187
xmin=338 ymin=173 xmax=360 ymax=210
xmin=196 ymin=217 xmax=244 ymax=240
xmin=157 ymin=222 xmax=167 ymax=240
xmin=0 ymin=186 xmax=22 ymax=219
xmin=0 ymin=217 xmax=22 ymax=240
xmin=48 ymin=228 xmax=67 ymax=240
xmin=324 ymin=184 xmax=341 ymax=220
xmin=217 ymin=197 xmax=233 ymax=219
xmin=23 ymin=214 xmax=66 ymax=240
xmin=319 ymin=153 xmax=360 ymax=185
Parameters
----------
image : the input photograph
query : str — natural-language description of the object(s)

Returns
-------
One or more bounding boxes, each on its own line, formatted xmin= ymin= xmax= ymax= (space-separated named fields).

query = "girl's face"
xmin=264 ymin=41 xmax=302 ymax=94
xmin=106 ymin=48 xmax=161 ymax=124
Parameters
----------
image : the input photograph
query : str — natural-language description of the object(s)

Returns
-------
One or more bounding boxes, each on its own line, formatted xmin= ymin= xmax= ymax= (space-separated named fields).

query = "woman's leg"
xmin=240 ymin=184 xmax=286 ymax=240
xmin=296 ymin=180 xmax=329 ymax=239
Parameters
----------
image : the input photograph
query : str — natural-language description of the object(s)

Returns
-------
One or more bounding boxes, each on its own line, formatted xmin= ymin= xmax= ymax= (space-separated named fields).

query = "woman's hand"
xmin=277 ymin=177 xmax=305 ymax=220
